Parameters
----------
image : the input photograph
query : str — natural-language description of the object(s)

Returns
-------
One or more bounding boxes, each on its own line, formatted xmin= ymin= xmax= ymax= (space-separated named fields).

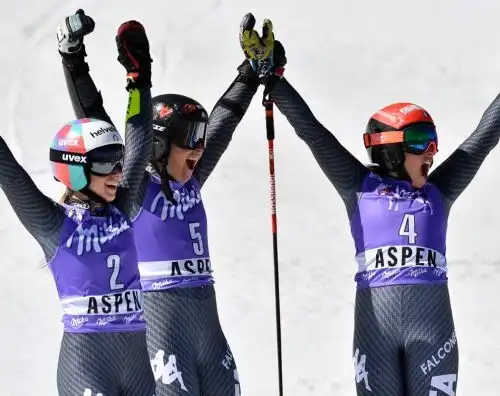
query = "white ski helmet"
xmin=49 ymin=118 xmax=124 ymax=191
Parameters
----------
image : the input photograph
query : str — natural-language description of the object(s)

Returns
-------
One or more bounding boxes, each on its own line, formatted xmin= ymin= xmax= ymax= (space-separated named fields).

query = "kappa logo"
xmin=234 ymin=369 xmax=241 ymax=396
xmin=62 ymin=153 xmax=87 ymax=163
xmin=83 ymin=389 xmax=102 ymax=396
xmin=151 ymin=350 xmax=188 ymax=391
xmin=353 ymin=348 xmax=372 ymax=392
xmin=429 ymin=374 xmax=457 ymax=395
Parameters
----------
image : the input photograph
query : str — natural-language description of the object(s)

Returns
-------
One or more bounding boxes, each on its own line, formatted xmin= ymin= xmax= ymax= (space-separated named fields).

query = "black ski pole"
xmin=263 ymin=92 xmax=283 ymax=396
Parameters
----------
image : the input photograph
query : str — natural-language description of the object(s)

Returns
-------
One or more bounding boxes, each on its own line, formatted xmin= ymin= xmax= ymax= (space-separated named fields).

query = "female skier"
xmin=0 ymin=20 xmax=156 ymax=395
xmin=238 ymin=13 xmax=500 ymax=396
xmin=57 ymin=10 xmax=260 ymax=395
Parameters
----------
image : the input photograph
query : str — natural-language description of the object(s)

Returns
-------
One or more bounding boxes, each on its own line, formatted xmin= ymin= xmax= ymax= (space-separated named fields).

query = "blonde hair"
xmin=60 ymin=189 xmax=82 ymax=204
xmin=60 ymin=189 xmax=71 ymax=204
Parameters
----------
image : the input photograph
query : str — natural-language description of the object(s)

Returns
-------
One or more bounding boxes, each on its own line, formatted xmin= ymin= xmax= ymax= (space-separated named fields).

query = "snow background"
xmin=0 ymin=1 xmax=499 ymax=394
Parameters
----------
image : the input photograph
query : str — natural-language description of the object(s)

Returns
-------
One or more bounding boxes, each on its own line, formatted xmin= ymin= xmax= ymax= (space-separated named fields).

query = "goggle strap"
xmin=363 ymin=131 xmax=404 ymax=148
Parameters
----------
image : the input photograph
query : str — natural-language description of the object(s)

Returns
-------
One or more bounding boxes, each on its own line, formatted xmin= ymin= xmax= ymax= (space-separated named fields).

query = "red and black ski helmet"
xmin=151 ymin=94 xmax=208 ymax=161
xmin=364 ymin=102 xmax=437 ymax=172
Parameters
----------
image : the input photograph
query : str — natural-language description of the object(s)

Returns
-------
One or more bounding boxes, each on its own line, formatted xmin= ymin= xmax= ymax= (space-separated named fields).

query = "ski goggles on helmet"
xmin=363 ymin=124 xmax=438 ymax=155
xmin=169 ymin=119 xmax=208 ymax=150
xmin=87 ymin=144 xmax=124 ymax=176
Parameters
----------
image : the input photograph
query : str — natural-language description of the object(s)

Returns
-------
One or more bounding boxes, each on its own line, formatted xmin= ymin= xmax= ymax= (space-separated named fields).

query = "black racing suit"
xmin=60 ymin=52 xmax=258 ymax=395
xmin=269 ymin=77 xmax=500 ymax=395
xmin=0 ymin=85 xmax=156 ymax=395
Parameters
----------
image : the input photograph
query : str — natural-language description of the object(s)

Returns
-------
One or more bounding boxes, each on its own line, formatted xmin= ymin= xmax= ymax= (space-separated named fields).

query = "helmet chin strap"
xmin=62 ymin=186 xmax=110 ymax=215
xmin=375 ymin=156 xmax=412 ymax=184
xmin=150 ymin=158 xmax=176 ymax=203
xmin=82 ymin=165 xmax=115 ymax=207
xmin=78 ymin=185 xmax=110 ymax=207
xmin=59 ymin=165 xmax=112 ymax=210
xmin=388 ymin=163 xmax=412 ymax=183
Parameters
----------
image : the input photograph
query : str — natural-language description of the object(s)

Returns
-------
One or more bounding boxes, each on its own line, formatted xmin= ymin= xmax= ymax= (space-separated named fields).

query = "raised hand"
xmin=57 ymin=9 xmax=95 ymax=55
xmin=115 ymin=20 xmax=152 ymax=89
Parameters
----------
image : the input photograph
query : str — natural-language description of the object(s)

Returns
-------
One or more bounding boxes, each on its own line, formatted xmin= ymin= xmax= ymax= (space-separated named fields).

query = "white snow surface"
xmin=1 ymin=1 xmax=500 ymax=395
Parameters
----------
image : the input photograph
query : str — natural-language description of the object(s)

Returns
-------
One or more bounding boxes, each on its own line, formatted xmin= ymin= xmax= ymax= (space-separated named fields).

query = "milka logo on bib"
xmin=65 ymin=216 xmax=131 ymax=255
xmin=70 ymin=316 xmax=88 ymax=329
xmin=124 ymin=313 xmax=138 ymax=324
xmin=151 ymin=185 xmax=202 ymax=221
xmin=376 ymin=183 xmax=433 ymax=213
xmin=97 ymin=316 xmax=117 ymax=326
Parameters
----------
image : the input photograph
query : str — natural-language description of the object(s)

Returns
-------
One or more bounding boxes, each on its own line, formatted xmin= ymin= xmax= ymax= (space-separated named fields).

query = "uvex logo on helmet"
xmin=90 ymin=126 xmax=117 ymax=138
xmin=58 ymin=139 xmax=79 ymax=146
xmin=62 ymin=153 xmax=87 ymax=163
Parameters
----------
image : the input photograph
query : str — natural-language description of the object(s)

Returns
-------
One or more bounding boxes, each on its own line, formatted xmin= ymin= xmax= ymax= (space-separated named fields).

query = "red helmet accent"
xmin=370 ymin=102 xmax=434 ymax=130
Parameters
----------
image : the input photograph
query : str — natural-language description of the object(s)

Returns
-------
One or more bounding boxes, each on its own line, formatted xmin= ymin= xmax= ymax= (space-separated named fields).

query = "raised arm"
xmin=112 ymin=21 xmax=153 ymax=219
xmin=0 ymin=137 xmax=65 ymax=257
xmin=238 ymin=13 xmax=368 ymax=216
xmin=57 ymin=10 xmax=114 ymax=125
xmin=269 ymin=78 xmax=368 ymax=214
xmin=428 ymin=92 xmax=500 ymax=210
xmin=194 ymin=62 xmax=259 ymax=187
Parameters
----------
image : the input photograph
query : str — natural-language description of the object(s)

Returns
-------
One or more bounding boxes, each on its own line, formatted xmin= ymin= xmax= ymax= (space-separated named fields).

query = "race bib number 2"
xmin=107 ymin=254 xmax=124 ymax=291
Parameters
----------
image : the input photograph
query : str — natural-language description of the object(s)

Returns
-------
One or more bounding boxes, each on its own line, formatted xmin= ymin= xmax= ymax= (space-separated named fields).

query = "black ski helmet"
xmin=151 ymin=94 xmax=209 ymax=161
xmin=364 ymin=102 xmax=436 ymax=175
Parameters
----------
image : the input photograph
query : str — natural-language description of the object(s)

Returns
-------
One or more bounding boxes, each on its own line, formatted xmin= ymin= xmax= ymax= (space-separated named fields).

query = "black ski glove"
xmin=115 ymin=21 xmax=152 ymax=90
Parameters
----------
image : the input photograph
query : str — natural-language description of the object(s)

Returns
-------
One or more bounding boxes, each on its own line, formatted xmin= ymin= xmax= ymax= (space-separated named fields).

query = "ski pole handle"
xmin=264 ymin=98 xmax=275 ymax=141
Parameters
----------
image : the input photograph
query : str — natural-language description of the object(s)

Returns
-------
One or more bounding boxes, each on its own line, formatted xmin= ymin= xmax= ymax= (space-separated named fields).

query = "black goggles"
xmin=88 ymin=145 xmax=124 ymax=176
xmin=169 ymin=120 xmax=208 ymax=150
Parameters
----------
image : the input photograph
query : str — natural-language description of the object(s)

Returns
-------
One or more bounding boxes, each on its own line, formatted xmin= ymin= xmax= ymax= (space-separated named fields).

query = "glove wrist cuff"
xmin=262 ymin=74 xmax=284 ymax=96
xmin=125 ymin=71 xmax=152 ymax=90
xmin=61 ymin=52 xmax=90 ymax=77
xmin=236 ymin=60 xmax=261 ymax=87
xmin=274 ymin=66 xmax=285 ymax=77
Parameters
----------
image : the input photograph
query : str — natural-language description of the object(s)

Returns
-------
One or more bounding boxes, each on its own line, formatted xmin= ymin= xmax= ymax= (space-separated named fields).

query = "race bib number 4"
xmin=356 ymin=213 xmax=446 ymax=272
